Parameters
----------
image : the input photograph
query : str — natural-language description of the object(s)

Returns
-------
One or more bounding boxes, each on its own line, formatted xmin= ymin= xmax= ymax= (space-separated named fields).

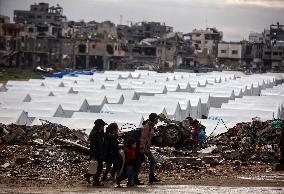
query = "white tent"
xmin=238 ymin=96 xmax=284 ymax=107
xmin=164 ymin=83 xmax=181 ymax=92
xmin=168 ymin=92 xmax=211 ymax=117
xmin=195 ymin=87 xmax=235 ymax=108
xmin=208 ymin=108 xmax=274 ymax=122
xmin=0 ymin=83 xmax=7 ymax=92
xmin=103 ymin=82 xmax=122 ymax=89
xmin=103 ymin=89 xmax=139 ymax=100
xmin=125 ymin=98 xmax=182 ymax=121
xmin=9 ymin=86 xmax=75 ymax=96
xmin=6 ymin=80 xmax=42 ymax=88
xmin=0 ymin=92 xmax=31 ymax=102
xmin=130 ymin=72 xmax=141 ymax=79
xmin=0 ymin=109 xmax=31 ymax=125
xmin=221 ymin=103 xmax=281 ymax=118
xmin=0 ymin=101 xmax=66 ymax=118
xmin=72 ymin=85 xmax=105 ymax=92
xmin=163 ymin=92 xmax=202 ymax=119
xmin=167 ymin=80 xmax=194 ymax=92
xmin=134 ymin=86 xmax=167 ymax=97
xmin=77 ymin=91 xmax=124 ymax=104
xmin=101 ymin=104 xmax=167 ymax=120
xmin=4 ymin=91 xmax=54 ymax=101
xmin=72 ymin=112 xmax=144 ymax=129
xmin=32 ymin=96 xmax=90 ymax=117
xmin=154 ymin=94 xmax=192 ymax=120
xmin=261 ymin=85 xmax=284 ymax=96
xmin=84 ymin=97 xmax=107 ymax=113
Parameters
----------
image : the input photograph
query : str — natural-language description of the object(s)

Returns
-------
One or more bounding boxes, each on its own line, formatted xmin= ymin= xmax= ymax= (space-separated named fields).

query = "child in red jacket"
xmin=115 ymin=138 xmax=136 ymax=188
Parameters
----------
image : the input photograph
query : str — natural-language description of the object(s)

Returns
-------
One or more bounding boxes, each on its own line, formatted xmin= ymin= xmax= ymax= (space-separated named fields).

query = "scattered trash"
xmin=0 ymin=118 xmax=282 ymax=183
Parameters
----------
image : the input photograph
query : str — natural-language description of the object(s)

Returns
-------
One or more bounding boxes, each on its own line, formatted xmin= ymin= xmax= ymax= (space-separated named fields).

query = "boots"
xmin=133 ymin=177 xmax=144 ymax=185
xmin=93 ymin=181 xmax=104 ymax=187
xmin=84 ymin=173 xmax=91 ymax=184
xmin=149 ymin=174 xmax=160 ymax=184
xmin=127 ymin=180 xmax=135 ymax=187
xmin=101 ymin=173 xmax=107 ymax=182
xmin=93 ymin=175 xmax=104 ymax=186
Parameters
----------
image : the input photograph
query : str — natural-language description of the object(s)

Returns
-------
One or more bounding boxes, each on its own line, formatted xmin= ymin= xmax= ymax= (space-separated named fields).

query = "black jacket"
xmin=89 ymin=131 xmax=106 ymax=161
xmin=105 ymin=134 xmax=120 ymax=162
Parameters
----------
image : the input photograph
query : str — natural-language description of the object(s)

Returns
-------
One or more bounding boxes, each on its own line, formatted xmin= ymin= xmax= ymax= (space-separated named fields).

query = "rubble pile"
xmin=0 ymin=122 xmax=89 ymax=147
xmin=208 ymin=119 xmax=281 ymax=163
xmin=0 ymin=118 xmax=282 ymax=184
xmin=0 ymin=145 xmax=89 ymax=182
xmin=153 ymin=119 xmax=281 ymax=173
xmin=0 ymin=122 xmax=90 ymax=182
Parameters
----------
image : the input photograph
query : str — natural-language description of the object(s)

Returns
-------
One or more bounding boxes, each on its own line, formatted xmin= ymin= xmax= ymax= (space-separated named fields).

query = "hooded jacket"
xmin=89 ymin=130 xmax=106 ymax=161
xmin=139 ymin=120 xmax=155 ymax=153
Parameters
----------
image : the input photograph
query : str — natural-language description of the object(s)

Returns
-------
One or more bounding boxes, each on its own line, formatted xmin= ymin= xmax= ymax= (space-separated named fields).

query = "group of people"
xmin=84 ymin=113 xmax=161 ymax=187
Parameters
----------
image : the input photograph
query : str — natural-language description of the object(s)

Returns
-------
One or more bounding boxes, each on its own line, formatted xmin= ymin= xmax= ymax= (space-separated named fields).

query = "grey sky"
xmin=0 ymin=0 xmax=284 ymax=41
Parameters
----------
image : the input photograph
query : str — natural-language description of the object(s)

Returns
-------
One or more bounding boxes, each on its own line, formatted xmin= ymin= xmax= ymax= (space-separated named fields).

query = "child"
xmin=115 ymin=138 xmax=137 ymax=188
xmin=102 ymin=123 xmax=120 ymax=182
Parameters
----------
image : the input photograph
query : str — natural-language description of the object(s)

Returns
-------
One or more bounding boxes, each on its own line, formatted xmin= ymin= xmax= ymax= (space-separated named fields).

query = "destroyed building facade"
xmin=218 ymin=23 xmax=284 ymax=72
xmin=1 ymin=3 xmax=126 ymax=70
xmin=0 ymin=2 xmax=284 ymax=72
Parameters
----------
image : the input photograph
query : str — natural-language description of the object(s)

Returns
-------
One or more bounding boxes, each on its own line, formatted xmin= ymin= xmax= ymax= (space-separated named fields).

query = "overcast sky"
xmin=0 ymin=0 xmax=284 ymax=41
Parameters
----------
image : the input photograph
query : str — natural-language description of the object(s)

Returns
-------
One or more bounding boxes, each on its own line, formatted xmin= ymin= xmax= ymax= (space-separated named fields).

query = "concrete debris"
xmin=0 ymin=123 xmax=88 ymax=146
xmin=0 ymin=118 xmax=282 ymax=183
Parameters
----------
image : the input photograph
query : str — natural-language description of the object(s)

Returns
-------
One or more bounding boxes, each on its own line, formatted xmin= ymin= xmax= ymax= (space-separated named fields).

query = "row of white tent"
xmin=0 ymin=71 xmax=279 ymax=134
xmin=208 ymin=85 xmax=284 ymax=123
xmin=261 ymin=83 xmax=284 ymax=96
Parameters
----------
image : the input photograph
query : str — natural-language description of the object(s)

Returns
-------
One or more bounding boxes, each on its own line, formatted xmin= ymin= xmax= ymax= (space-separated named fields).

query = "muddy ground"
xmin=1 ymin=164 xmax=284 ymax=194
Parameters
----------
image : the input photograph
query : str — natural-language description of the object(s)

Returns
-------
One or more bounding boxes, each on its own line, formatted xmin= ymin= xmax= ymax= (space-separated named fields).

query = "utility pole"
xmin=120 ymin=15 xmax=123 ymax=25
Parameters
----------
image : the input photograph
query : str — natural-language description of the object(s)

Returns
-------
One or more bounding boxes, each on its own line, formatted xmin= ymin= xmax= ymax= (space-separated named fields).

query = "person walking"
xmin=102 ymin=123 xmax=120 ymax=182
xmin=84 ymin=119 xmax=107 ymax=186
xmin=137 ymin=113 xmax=161 ymax=184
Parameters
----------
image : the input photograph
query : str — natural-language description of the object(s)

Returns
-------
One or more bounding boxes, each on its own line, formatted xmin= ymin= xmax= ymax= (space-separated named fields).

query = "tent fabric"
xmin=153 ymin=94 xmax=192 ymax=120
xmin=208 ymin=107 xmax=275 ymax=122
xmin=0 ymin=83 xmax=7 ymax=92
xmin=125 ymin=98 xmax=182 ymax=121
xmin=101 ymin=104 xmax=167 ymax=120
xmin=197 ymin=119 xmax=236 ymax=136
xmin=160 ymin=92 xmax=202 ymax=119
xmin=72 ymin=112 xmax=144 ymax=129
xmin=0 ymin=109 xmax=31 ymax=125
xmin=0 ymin=71 xmax=279 ymax=127
xmin=167 ymin=92 xmax=210 ymax=117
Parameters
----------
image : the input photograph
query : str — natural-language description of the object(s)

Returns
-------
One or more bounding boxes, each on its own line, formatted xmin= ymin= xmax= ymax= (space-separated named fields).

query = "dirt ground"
xmin=1 ymin=185 xmax=284 ymax=194
xmin=1 ymin=166 xmax=284 ymax=193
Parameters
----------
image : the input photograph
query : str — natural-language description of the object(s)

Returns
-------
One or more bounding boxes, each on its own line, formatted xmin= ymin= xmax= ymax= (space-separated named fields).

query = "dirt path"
xmin=1 ymin=171 xmax=284 ymax=193
xmin=1 ymin=184 xmax=284 ymax=194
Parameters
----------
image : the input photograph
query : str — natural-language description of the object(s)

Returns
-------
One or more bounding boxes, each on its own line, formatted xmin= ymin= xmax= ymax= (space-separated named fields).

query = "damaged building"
xmin=0 ymin=3 xmax=67 ymax=69
xmin=1 ymin=3 xmax=125 ymax=70
xmin=264 ymin=23 xmax=284 ymax=71
xmin=117 ymin=22 xmax=173 ymax=44
xmin=181 ymin=28 xmax=223 ymax=70
xmin=117 ymin=22 xmax=177 ymax=70
xmin=2 ymin=1 xmax=283 ymax=72
xmin=156 ymin=32 xmax=184 ymax=71
xmin=217 ymin=22 xmax=284 ymax=72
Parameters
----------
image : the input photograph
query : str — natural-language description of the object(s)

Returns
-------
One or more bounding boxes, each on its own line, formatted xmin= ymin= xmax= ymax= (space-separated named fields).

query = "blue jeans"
xmin=117 ymin=165 xmax=135 ymax=182
xmin=125 ymin=166 xmax=135 ymax=180
xmin=145 ymin=151 xmax=157 ymax=176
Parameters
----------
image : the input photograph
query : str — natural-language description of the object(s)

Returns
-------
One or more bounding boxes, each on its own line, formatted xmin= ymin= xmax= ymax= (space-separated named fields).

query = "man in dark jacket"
xmin=85 ymin=119 xmax=107 ymax=186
